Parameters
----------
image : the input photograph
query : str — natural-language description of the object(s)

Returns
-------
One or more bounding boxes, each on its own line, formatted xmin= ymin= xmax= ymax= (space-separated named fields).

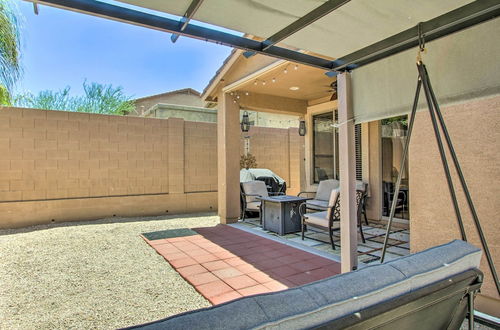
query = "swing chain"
xmin=417 ymin=22 xmax=426 ymax=63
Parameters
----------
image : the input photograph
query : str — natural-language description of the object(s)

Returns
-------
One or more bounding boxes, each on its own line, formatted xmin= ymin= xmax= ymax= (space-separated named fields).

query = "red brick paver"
xmin=142 ymin=225 xmax=341 ymax=305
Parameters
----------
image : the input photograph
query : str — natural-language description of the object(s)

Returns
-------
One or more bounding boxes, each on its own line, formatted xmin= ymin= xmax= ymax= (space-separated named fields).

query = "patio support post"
xmin=337 ymin=72 xmax=358 ymax=272
xmin=217 ymin=91 xmax=241 ymax=224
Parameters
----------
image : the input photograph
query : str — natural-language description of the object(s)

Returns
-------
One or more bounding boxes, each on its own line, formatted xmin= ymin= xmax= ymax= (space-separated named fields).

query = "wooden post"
xmin=217 ymin=91 xmax=241 ymax=224
xmin=337 ymin=72 xmax=358 ymax=272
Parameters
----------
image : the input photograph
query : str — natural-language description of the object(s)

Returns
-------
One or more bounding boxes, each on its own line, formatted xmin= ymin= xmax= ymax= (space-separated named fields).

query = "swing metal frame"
xmin=380 ymin=29 xmax=500 ymax=301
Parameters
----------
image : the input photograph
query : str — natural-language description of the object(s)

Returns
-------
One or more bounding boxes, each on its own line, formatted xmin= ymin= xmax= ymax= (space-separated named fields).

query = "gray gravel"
xmin=0 ymin=214 xmax=218 ymax=329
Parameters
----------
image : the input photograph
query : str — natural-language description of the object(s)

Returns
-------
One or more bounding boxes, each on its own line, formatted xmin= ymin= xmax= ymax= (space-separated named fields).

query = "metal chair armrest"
xmin=298 ymin=191 xmax=315 ymax=197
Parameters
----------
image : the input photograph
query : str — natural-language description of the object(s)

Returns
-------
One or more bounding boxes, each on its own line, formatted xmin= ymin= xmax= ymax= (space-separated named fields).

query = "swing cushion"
xmin=126 ymin=240 xmax=482 ymax=330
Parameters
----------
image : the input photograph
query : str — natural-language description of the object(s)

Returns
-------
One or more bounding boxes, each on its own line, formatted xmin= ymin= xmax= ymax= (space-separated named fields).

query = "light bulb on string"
xmin=254 ymin=81 xmax=258 ymax=85
xmin=262 ymin=81 xmax=266 ymax=85
xmin=284 ymin=68 xmax=288 ymax=74
xmin=294 ymin=64 xmax=298 ymax=70
xmin=272 ymin=78 xmax=276 ymax=83
xmin=245 ymin=92 xmax=249 ymax=96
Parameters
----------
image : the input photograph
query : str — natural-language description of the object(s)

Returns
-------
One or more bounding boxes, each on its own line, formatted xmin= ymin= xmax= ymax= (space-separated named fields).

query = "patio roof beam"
xmin=332 ymin=0 xmax=500 ymax=71
xmin=261 ymin=0 xmax=351 ymax=51
xmin=30 ymin=0 xmax=336 ymax=71
xmin=170 ymin=0 xmax=204 ymax=43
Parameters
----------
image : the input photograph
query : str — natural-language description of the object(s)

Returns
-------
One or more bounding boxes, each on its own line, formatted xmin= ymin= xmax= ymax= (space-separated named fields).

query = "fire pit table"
xmin=257 ymin=195 xmax=311 ymax=235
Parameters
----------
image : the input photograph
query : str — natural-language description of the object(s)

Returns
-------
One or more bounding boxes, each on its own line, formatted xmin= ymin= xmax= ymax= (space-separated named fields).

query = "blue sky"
xmin=15 ymin=1 xmax=235 ymax=98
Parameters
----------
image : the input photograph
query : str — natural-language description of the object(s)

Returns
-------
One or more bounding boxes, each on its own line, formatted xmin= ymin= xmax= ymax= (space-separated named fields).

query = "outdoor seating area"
xmin=1 ymin=0 xmax=499 ymax=328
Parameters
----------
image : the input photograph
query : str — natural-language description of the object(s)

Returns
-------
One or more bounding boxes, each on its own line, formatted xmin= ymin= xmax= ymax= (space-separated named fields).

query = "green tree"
xmin=0 ymin=0 xmax=22 ymax=105
xmin=15 ymin=81 xmax=135 ymax=115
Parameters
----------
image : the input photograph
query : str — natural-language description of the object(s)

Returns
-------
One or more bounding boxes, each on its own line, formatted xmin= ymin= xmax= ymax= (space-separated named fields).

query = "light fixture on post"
xmin=241 ymin=111 xmax=251 ymax=133
xmin=299 ymin=118 xmax=306 ymax=136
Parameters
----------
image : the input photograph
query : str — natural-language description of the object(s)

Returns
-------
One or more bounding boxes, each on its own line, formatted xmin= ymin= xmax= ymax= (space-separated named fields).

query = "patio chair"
xmin=383 ymin=181 xmax=407 ymax=218
xmin=300 ymin=180 xmax=369 ymax=225
xmin=126 ymin=240 xmax=483 ymax=330
xmin=298 ymin=179 xmax=339 ymax=211
xmin=299 ymin=186 xmax=366 ymax=250
xmin=240 ymin=180 xmax=284 ymax=222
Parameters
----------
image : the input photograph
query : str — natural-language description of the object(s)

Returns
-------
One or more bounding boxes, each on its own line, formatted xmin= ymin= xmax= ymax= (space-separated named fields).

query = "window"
xmin=381 ymin=115 xmax=409 ymax=220
xmin=312 ymin=112 xmax=335 ymax=183
xmin=312 ymin=111 xmax=363 ymax=183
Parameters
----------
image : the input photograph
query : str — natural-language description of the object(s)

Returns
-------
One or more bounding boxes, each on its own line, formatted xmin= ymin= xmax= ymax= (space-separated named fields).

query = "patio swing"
xmin=379 ymin=24 xmax=500 ymax=307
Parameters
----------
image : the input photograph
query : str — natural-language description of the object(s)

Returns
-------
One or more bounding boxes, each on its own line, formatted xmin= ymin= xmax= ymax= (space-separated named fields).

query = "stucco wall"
xmin=132 ymin=91 xmax=203 ymax=116
xmin=409 ymin=95 xmax=500 ymax=316
xmin=0 ymin=107 xmax=303 ymax=229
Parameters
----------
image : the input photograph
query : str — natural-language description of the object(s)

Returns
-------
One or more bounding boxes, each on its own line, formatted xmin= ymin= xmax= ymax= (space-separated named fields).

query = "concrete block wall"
xmin=0 ymin=107 xmax=303 ymax=228
xmin=241 ymin=127 xmax=304 ymax=195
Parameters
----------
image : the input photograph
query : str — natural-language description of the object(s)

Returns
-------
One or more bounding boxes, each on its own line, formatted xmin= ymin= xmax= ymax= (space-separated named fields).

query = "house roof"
xmin=134 ymin=88 xmax=201 ymax=102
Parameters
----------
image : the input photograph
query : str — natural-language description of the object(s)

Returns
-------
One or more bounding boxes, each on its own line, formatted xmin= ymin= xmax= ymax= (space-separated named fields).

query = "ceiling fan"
xmin=321 ymin=80 xmax=337 ymax=101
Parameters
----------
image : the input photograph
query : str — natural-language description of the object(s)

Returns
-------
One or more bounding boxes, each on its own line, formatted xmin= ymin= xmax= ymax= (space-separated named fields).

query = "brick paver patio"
xmin=143 ymin=225 xmax=341 ymax=305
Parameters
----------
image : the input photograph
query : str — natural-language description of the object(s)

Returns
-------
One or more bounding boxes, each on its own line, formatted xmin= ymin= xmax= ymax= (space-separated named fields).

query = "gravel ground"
xmin=0 ymin=214 xmax=218 ymax=329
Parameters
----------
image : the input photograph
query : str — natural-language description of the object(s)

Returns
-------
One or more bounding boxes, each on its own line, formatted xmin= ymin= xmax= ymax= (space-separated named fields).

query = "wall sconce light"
xmin=299 ymin=118 xmax=306 ymax=136
xmin=241 ymin=111 xmax=251 ymax=133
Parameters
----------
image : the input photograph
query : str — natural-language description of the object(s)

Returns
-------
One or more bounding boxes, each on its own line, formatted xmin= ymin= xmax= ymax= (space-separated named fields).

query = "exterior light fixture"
xmin=241 ymin=111 xmax=251 ymax=132
xmin=299 ymin=119 xmax=306 ymax=136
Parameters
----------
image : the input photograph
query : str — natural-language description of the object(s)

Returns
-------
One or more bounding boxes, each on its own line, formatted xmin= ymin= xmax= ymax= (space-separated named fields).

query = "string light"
xmin=284 ymin=68 xmax=288 ymax=74
xmin=236 ymin=95 xmax=240 ymax=99
xmin=254 ymin=81 xmax=258 ymax=85
xmin=262 ymin=81 xmax=266 ymax=85
xmin=294 ymin=64 xmax=298 ymax=70
xmin=272 ymin=78 xmax=276 ymax=83
xmin=245 ymin=92 xmax=249 ymax=96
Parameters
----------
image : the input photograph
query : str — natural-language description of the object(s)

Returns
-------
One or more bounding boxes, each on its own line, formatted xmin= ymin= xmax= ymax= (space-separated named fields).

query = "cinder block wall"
xmin=241 ymin=126 xmax=304 ymax=195
xmin=409 ymin=95 xmax=499 ymax=316
xmin=0 ymin=107 xmax=303 ymax=229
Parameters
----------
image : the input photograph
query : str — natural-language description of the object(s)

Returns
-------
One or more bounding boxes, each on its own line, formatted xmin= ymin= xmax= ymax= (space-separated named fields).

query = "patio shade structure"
xmin=25 ymin=0 xmax=500 ymax=283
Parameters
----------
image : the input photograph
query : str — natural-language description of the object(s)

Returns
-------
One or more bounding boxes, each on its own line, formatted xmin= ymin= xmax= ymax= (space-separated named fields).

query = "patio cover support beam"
xmin=217 ymin=91 xmax=241 ymax=224
xmin=332 ymin=0 xmax=500 ymax=71
xmin=261 ymin=0 xmax=351 ymax=51
xmin=337 ymin=72 xmax=357 ymax=273
xmin=170 ymin=0 xmax=204 ymax=43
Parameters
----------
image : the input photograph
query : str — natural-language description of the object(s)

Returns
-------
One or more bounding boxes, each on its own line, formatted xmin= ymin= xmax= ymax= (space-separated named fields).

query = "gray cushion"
xmin=242 ymin=181 xmax=269 ymax=203
xmin=305 ymin=200 xmax=328 ymax=210
xmin=356 ymin=180 xmax=366 ymax=192
xmin=315 ymin=179 xmax=339 ymax=201
xmin=246 ymin=201 xmax=261 ymax=211
xmin=303 ymin=211 xmax=328 ymax=227
xmin=128 ymin=240 xmax=481 ymax=330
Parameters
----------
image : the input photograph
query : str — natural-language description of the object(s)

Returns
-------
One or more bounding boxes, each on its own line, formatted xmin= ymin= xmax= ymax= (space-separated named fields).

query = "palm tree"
xmin=0 ymin=0 xmax=22 ymax=105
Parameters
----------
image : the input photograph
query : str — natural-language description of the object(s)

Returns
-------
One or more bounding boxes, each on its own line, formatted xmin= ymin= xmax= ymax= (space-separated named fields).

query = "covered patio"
xmin=11 ymin=0 xmax=500 ymax=325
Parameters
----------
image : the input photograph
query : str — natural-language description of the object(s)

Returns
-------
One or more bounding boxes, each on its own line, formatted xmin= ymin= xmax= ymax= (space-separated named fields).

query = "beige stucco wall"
xmin=0 ymin=107 xmax=303 ymax=229
xmin=132 ymin=91 xmax=203 ymax=116
xmin=409 ymin=95 xmax=500 ymax=316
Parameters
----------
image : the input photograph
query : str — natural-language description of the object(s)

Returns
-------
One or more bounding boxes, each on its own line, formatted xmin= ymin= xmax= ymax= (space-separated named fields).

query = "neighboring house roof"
xmin=134 ymin=88 xmax=201 ymax=102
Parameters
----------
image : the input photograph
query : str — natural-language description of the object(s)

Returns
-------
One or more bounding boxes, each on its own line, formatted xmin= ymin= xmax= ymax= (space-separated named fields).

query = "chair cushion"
xmin=305 ymin=200 xmax=329 ymax=210
xmin=315 ymin=179 xmax=339 ymax=201
xmin=356 ymin=180 xmax=367 ymax=192
xmin=304 ymin=211 xmax=328 ymax=227
xmin=127 ymin=240 xmax=481 ymax=330
xmin=246 ymin=201 xmax=261 ymax=211
xmin=242 ymin=181 xmax=269 ymax=203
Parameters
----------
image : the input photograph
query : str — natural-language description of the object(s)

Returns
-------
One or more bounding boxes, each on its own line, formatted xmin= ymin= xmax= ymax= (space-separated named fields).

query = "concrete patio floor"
xmin=234 ymin=218 xmax=410 ymax=265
